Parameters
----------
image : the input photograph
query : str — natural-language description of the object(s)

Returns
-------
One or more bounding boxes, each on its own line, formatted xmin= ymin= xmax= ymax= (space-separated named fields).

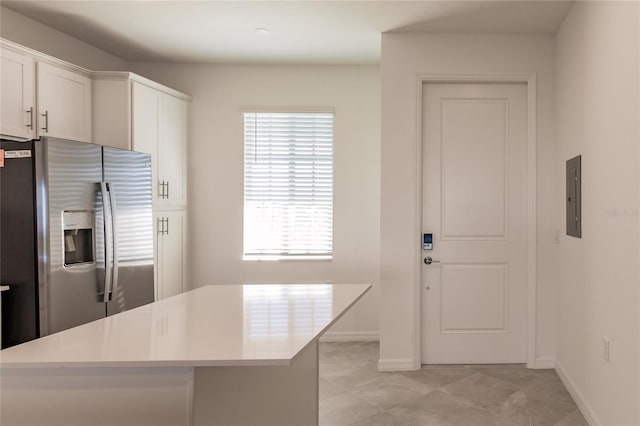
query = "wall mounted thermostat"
xmin=423 ymin=233 xmax=433 ymax=251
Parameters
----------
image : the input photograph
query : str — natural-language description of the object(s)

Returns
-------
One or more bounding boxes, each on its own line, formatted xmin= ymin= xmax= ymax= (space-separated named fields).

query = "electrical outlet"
xmin=602 ymin=337 xmax=610 ymax=362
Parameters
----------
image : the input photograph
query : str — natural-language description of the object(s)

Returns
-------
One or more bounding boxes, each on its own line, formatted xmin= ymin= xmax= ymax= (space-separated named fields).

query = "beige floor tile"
xmin=350 ymin=374 xmax=433 ymax=409
xmin=348 ymin=411 xmax=409 ymax=426
xmin=320 ymin=342 xmax=379 ymax=364
xmin=319 ymin=392 xmax=383 ymax=426
xmin=355 ymin=407 xmax=445 ymax=426
xmin=422 ymin=364 xmax=474 ymax=369
xmin=554 ymin=410 xmax=589 ymax=426
xmin=398 ymin=366 xmax=476 ymax=388
xmin=469 ymin=363 xmax=529 ymax=370
xmin=319 ymin=342 xmax=343 ymax=357
xmin=318 ymin=343 xmax=583 ymax=426
xmin=439 ymin=372 xmax=520 ymax=408
xmin=320 ymin=360 xmax=390 ymax=390
xmin=520 ymin=376 xmax=577 ymax=406
xmin=487 ymin=388 xmax=578 ymax=426
xmin=320 ymin=378 xmax=346 ymax=402
xmin=392 ymin=391 xmax=503 ymax=426
xmin=478 ymin=366 xmax=556 ymax=388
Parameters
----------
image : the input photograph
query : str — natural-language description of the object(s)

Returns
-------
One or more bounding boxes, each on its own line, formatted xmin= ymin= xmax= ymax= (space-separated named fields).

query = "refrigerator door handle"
xmin=100 ymin=182 xmax=113 ymax=303
xmin=107 ymin=182 xmax=119 ymax=303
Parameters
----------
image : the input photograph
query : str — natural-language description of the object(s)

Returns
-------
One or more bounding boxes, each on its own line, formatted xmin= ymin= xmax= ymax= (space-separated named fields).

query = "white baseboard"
xmin=319 ymin=331 xmax=379 ymax=343
xmin=532 ymin=356 xmax=555 ymax=369
xmin=555 ymin=360 xmax=600 ymax=426
xmin=377 ymin=358 xmax=417 ymax=371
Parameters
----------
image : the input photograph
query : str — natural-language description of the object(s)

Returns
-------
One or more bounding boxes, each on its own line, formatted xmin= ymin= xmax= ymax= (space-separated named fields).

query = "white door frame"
xmin=414 ymin=73 xmax=538 ymax=369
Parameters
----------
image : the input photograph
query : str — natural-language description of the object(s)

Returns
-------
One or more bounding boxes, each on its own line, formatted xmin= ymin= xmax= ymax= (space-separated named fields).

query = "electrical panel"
xmin=566 ymin=155 xmax=581 ymax=238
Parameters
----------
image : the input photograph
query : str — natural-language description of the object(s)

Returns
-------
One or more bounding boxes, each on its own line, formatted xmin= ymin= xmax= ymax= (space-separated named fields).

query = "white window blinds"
xmin=243 ymin=112 xmax=334 ymax=258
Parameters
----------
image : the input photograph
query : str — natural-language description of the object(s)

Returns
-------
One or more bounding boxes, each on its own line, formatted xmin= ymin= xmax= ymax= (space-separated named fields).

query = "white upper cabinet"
xmin=93 ymin=74 xmax=189 ymax=208
xmin=132 ymin=82 xmax=160 ymax=200
xmin=157 ymin=92 xmax=187 ymax=207
xmin=0 ymin=48 xmax=36 ymax=139
xmin=37 ymin=62 xmax=92 ymax=142
xmin=131 ymin=81 xmax=187 ymax=207
xmin=0 ymin=40 xmax=92 ymax=143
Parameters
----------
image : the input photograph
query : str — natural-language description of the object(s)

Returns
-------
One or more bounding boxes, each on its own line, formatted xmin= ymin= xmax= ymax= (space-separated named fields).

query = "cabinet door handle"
xmin=157 ymin=217 xmax=169 ymax=235
xmin=165 ymin=181 xmax=169 ymax=199
xmin=41 ymin=110 xmax=49 ymax=132
xmin=26 ymin=107 xmax=34 ymax=129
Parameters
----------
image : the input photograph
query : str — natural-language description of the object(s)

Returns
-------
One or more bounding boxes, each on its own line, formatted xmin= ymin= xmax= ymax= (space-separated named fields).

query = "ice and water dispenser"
xmin=63 ymin=211 xmax=95 ymax=266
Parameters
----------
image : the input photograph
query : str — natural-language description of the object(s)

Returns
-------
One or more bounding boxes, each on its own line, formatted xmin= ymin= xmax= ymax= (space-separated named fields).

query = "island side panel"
xmin=193 ymin=340 xmax=319 ymax=426
xmin=0 ymin=367 xmax=193 ymax=426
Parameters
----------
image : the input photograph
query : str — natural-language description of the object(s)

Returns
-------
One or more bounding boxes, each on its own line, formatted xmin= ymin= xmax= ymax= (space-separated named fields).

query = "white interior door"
xmin=421 ymin=83 xmax=528 ymax=364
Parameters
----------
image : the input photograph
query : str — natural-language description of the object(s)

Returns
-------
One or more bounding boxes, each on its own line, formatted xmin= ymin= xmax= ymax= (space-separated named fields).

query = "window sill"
xmin=242 ymin=255 xmax=333 ymax=262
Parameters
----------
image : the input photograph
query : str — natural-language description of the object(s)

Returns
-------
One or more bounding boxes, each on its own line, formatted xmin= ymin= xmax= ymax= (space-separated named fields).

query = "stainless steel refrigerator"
xmin=0 ymin=137 xmax=154 ymax=349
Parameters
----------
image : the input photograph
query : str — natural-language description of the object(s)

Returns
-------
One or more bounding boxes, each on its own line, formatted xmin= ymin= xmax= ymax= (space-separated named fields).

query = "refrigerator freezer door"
xmin=40 ymin=138 xmax=106 ymax=335
xmin=0 ymin=140 xmax=38 ymax=348
xmin=103 ymin=147 xmax=154 ymax=316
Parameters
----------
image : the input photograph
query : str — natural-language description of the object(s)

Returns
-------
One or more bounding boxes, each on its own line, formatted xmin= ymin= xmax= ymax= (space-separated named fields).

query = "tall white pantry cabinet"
xmin=93 ymin=72 xmax=189 ymax=301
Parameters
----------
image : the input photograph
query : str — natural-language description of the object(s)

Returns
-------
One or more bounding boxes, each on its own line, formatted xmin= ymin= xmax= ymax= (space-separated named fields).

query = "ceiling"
xmin=2 ymin=1 xmax=574 ymax=65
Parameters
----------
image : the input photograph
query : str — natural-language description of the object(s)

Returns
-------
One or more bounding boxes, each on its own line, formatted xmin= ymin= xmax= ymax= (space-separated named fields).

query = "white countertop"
xmin=0 ymin=284 xmax=370 ymax=368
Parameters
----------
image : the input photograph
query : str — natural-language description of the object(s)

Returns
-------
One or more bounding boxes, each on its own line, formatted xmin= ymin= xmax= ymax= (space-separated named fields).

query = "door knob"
xmin=423 ymin=256 xmax=440 ymax=265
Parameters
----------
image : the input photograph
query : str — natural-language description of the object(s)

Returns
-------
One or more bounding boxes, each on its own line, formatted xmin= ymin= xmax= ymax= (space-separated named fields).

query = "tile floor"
xmin=319 ymin=342 xmax=588 ymax=426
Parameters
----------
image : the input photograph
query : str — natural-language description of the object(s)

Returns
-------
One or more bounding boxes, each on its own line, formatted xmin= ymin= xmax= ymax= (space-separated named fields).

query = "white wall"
xmin=0 ymin=6 xmax=129 ymax=71
xmin=380 ymin=34 xmax=557 ymax=368
xmin=131 ymin=63 xmax=381 ymax=338
xmin=555 ymin=2 xmax=640 ymax=425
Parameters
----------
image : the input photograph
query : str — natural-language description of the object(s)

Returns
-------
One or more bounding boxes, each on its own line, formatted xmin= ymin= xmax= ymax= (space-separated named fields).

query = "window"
xmin=243 ymin=111 xmax=334 ymax=259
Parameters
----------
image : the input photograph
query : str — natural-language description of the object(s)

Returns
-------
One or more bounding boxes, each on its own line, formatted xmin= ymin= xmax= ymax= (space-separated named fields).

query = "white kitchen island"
xmin=0 ymin=283 xmax=371 ymax=426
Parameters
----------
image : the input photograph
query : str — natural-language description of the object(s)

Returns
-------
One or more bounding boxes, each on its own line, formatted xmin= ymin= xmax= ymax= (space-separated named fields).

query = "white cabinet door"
xmin=0 ymin=49 xmax=35 ymax=139
xmin=37 ymin=62 xmax=92 ymax=142
xmin=158 ymin=94 xmax=187 ymax=206
xmin=156 ymin=210 xmax=186 ymax=300
xmin=91 ymin=78 xmax=131 ymax=150
xmin=132 ymin=82 xmax=160 ymax=200
xmin=132 ymin=84 xmax=187 ymax=207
